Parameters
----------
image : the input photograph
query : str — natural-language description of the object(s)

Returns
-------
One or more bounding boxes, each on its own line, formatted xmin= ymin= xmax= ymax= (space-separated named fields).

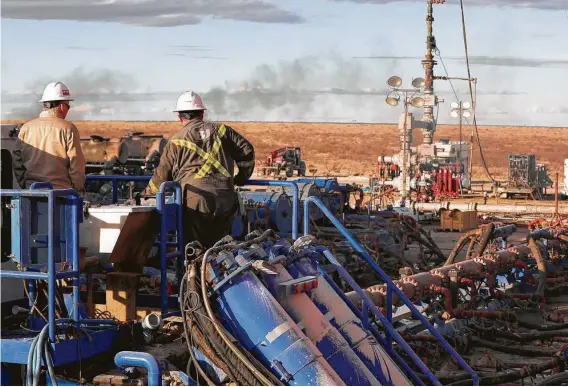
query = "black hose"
xmin=200 ymin=230 xmax=285 ymax=386
xmin=470 ymin=323 xmax=568 ymax=343
xmin=536 ymin=372 xmax=568 ymax=386
xmin=470 ymin=336 xmax=558 ymax=357
xmin=179 ymin=270 xmax=216 ymax=386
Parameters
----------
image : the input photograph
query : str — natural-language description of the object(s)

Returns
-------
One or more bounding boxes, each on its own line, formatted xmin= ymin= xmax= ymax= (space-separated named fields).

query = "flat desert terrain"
xmin=3 ymin=120 xmax=567 ymax=181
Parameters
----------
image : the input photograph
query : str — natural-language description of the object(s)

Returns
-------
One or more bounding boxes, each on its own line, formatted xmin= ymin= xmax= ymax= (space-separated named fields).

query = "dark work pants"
xmin=182 ymin=185 xmax=238 ymax=249
xmin=182 ymin=207 xmax=235 ymax=249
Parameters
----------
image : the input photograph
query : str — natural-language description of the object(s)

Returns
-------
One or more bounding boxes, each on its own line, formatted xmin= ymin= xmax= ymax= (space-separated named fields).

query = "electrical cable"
xmin=459 ymin=0 xmax=495 ymax=183
xmin=200 ymin=230 xmax=282 ymax=386
xmin=536 ymin=372 xmax=568 ymax=386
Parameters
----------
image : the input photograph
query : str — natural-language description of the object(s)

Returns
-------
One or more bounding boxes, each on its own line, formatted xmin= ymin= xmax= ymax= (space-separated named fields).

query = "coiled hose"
xmin=26 ymin=324 xmax=57 ymax=386
xmin=181 ymin=233 xmax=283 ymax=386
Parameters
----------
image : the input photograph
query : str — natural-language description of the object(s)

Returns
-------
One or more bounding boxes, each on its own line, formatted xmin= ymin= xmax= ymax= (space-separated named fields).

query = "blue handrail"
xmin=303 ymin=196 xmax=480 ymax=386
xmin=155 ymin=181 xmax=183 ymax=316
xmin=0 ymin=186 xmax=82 ymax=342
xmin=85 ymin=175 xmax=151 ymax=203
xmin=243 ymin=179 xmax=299 ymax=240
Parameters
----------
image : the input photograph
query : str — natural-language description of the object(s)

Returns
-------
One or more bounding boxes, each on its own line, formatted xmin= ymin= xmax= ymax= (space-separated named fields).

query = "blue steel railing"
xmin=83 ymin=176 xmax=298 ymax=312
xmin=155 ymin=181 xmax=183 ymax=316
xmin=85 ymin=175 xmax=183 ymax=315
xmin=303 ymin=196 xmax=480 ymax=386
xmin=85 ymin=174 xmax=151 ymax=203
xmin=243 ymin=179 xmax=299 ymax=240
xmin=0 ymin=184 xmax=82 ymax=343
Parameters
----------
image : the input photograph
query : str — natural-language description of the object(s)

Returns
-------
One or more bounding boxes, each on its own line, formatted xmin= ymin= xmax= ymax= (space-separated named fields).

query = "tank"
xmin=80 ymin=136 xmax=129 ymax=165
xmin=239 ymin=191 xmax=293 ymax=233
xmin=261 ymin=262 xmax=380 ymax=385
xmin=208 ymin=253 xmax=345 ymax=386
xmin=289 ymin=256 xmax=411 ymax=386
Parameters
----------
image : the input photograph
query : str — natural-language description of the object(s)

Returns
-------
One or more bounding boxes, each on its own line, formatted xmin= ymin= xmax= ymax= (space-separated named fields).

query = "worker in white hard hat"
xmin=144 ymin=91 xmax=255 ymax=248
xmin=13 ymin=81 xmax=86 ymax=192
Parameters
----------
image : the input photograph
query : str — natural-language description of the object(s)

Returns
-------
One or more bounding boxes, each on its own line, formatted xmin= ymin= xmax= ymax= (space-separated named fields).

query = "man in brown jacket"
xmin=13 ymin=81 xmax=86 ymax=193
xmin=144 ymin=91 xmax=255 ymax=248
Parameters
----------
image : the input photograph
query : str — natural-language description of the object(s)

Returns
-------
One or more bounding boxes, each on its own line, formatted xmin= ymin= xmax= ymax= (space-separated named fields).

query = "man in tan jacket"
xmin=13 ymin=81 xmax=86 ymax=193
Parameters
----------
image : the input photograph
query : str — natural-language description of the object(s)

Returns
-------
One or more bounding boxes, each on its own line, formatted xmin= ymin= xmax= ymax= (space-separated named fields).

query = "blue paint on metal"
xmin=240 ymin=191 xmax=293 ymax=233
xmin=155 ymin=181 xmax=183 ymax=316
xmin=114 ymin=351 xmax=162 ymax=386
xmin=211 ymin=264 xmax=343 ymax=385
xmin=232 ymin=214 xmax=246 ymax=238
xmin=244 ymin=180 xmax=299 ymax=240
xmin=259 ymin=262 xmax=379 ymax=385
xmin=1 ymin=323 xmax=124 ymax=366
xmin=1 ymin=187 xmax=83 ymax=343
xmin=0 ymin=364 xmax=13 ymax=386
xmin=302 ymin=195 xmax=480 ymax=386
xmin=46 ymin=377 xmax=80 ymax=386
xmin=193 ymin=348 xmax=229 ymax=384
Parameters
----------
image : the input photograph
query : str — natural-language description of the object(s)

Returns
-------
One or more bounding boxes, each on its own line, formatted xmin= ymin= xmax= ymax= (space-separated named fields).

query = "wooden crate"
xmin=440 ymin=209 xmax=478 ymax=232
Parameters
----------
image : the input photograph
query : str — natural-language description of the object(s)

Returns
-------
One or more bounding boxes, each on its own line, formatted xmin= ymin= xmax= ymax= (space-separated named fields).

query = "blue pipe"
xmin=114 ymin=351 xmax=162 ymax=386
xmin=302 ymin=196 xmax=480 ymax=386
xmin=245 ymin=180 xmax=299 ymax=240
xmin=0 ymin=271 xmax=79 ymax=280
xmin=1 ymin=189 xmax=79 ymax=198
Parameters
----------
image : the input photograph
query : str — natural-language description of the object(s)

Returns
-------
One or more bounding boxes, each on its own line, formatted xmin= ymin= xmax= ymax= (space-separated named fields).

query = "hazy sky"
xmin=1 ymin=0 xmax=568 ymax=125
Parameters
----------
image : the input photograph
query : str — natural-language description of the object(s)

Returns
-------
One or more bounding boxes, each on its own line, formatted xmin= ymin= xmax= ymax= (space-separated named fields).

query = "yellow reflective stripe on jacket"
xmin=148 ymin=179 xmax=159 ymax=193
xmin=171 ymin=127 xmax=231 ymax=178
xmin=194 ymin=124 xmax=229 ymax=178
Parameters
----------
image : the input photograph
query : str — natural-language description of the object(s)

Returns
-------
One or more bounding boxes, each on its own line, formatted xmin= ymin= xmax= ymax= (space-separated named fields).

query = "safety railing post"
xmin=386 ymin=284 xmax=393 ymax=351
xmin=47 ymin=190 xmax=56 ymax=342
xmin=303 ymin=196 xmax=480 ymax=385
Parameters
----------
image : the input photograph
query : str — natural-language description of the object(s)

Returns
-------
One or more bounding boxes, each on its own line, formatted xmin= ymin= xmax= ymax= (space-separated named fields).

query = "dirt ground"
xmin=2 ymin=120 xmax=567 ymax=181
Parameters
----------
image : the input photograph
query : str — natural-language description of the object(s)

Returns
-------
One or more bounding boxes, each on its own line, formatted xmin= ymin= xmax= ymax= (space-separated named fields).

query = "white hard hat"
xmin=39 ymin=81 xmax=74 ymax=103
xmin=173 ymin=91 xmax=206 ymax=112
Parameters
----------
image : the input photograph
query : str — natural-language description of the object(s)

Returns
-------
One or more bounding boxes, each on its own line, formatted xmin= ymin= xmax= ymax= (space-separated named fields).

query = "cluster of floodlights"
xmin=450 ymin=101 xmax=472 ymax=119
xmin=385 ymin=76 xmax=426 ymax=108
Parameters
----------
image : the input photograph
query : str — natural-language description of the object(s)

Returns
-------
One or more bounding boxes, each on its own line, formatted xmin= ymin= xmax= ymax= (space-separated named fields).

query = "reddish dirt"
xmin=3 ymin=120 xmax=567 ymax=181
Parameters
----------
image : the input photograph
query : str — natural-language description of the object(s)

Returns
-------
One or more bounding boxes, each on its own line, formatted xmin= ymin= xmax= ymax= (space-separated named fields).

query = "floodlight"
xmin=386 ymin=96 xmax=399 ymax=106
xmin=411 ymin=77 xmax=425 ymax=89
xmin=450 ymin=110 xmax=459 ymax=118
xmin=462 ymin=110 xmax=472 ymax=118
xmin=387 ymin=76 xmax=402 ymax=89
xmin=450 ymin=101 xmax=459 ymax=109
xmin=462 ymin=101 xmax=471 ymax=109
xmin=410 ymin=96 xmax=425 ymax=108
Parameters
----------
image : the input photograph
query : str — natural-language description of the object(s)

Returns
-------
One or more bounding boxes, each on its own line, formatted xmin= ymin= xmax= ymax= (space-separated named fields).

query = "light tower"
xmin=385 ymin=76 xmax=425 ymax=202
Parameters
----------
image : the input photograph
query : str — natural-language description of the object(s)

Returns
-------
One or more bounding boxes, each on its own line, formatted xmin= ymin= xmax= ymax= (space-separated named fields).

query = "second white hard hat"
xmin=173 ymin=91 xmax=206 ymax=112
xmin=39 ymin=81 xmax=73 ymax=103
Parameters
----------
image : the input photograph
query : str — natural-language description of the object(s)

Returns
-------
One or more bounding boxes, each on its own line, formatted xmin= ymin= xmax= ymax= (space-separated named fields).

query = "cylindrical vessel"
xmin=213 ymin=269 xmax=344 ymax=386
xmin=413 ymin=202 xmax=568 ymax=215
xmin=262 ymin=263 xmax=380 ymax=385
xmin=240 ymin=191 xmax=293 ymax=233
xmin=290 ymin=258 xmax=412 ymax=386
